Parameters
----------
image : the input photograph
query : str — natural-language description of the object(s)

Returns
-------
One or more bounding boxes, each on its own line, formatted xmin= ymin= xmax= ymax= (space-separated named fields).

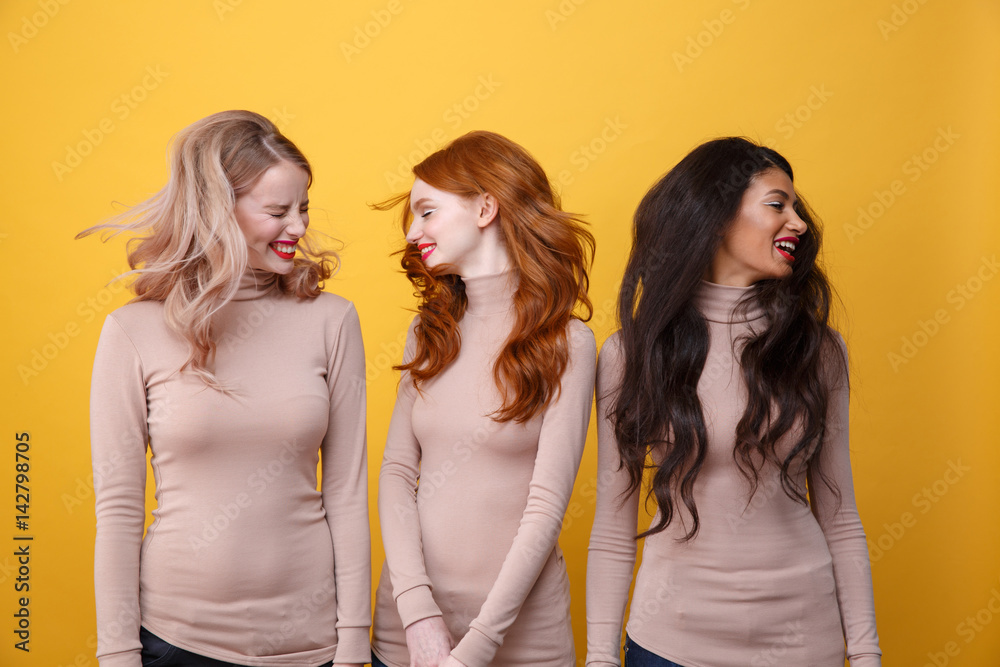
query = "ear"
xmin=475 ymin=193 xmax=498 ymax=229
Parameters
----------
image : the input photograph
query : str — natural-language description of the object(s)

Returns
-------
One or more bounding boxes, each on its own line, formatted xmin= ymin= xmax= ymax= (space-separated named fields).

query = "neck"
xmin=695 ymin=280 xmax=765 ymax=324
xmin=456 ymin=223 xmax=511 ymax=278
xmin=234 ymin=268 xmax=279 ymax=301
xmin=462 ymin=270 xmax=516 ymax=317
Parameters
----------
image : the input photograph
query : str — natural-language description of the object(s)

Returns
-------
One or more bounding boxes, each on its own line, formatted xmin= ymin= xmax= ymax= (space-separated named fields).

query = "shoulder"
xmin=595 ymin=330 xmax=625 ymax=399
xmin=302 ymin=290 xmax=354 ymax=314
xmin=820 ymin=327 xmax=849 ymax=389
xmin=567 ymin=318 xmax=597 ymax=355
xmin=597 ymin=330 xmax=624 ymax=373
xmin=290 ymin=291 xmax=359 ymax=330
xmin=100 ymin=301 xmax=166 ymax=343
xmin=105 ymin=300 xmax=164 ymax=328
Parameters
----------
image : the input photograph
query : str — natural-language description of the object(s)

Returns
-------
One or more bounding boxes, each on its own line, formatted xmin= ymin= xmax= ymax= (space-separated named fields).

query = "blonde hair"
xmin=78 ymin=110 xmax=338 ymax=386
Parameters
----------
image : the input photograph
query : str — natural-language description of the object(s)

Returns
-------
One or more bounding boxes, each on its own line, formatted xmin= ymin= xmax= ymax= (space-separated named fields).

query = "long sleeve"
xmin=585 ymin=333 xmax=638 ymax=667
xmin=91 ymin=315 xmax=148 ymax=667
xmin=810 ymin=335 xmax=882 ymax=666
xmin=378 ymin=319 xmax=444 ymax=627
xmin=321 ymin=304 xmax=372 ymax=665
xmin=450 ymin=322 xmax=596 ymax=666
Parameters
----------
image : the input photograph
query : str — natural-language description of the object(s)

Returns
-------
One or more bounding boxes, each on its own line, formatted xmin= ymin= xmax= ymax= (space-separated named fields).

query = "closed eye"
xmin=421 ymin=209 xmax=434 ymax=218
xmin=765 ymin=201 xmax=784 ymax=211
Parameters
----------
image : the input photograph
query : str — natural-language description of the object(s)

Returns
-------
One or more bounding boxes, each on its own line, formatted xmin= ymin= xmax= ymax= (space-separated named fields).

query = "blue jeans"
xmin=370 ymin=654 xmax=389 ymax=667
xmin=624 ymin=635 xmax=685 ymax=667
xmin=140 ymin=627 xmax=334 ymax=667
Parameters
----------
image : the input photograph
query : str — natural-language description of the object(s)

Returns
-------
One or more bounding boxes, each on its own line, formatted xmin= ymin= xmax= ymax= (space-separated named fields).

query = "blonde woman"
xmin=80 ymin=111 xmax=370 ymax=667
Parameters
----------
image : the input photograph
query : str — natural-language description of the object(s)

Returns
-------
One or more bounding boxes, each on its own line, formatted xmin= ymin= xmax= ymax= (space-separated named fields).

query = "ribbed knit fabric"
xmin=586 ymin=281 xmax=881 ymax=667
xmin=373 ymin=272 xmax=595 ymax=666
xmin=90 ymin=270 xmax=371 ymax=667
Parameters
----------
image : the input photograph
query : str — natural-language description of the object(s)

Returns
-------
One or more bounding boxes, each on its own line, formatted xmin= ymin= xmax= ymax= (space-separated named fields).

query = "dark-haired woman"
xmin=586 ymin=138 xmax=881 ymax=666
xmin=372 ymin=131 xmax=596 ymax=667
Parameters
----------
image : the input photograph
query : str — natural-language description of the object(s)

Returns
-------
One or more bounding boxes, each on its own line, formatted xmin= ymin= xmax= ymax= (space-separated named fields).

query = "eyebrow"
xmin=263 ymin=200 xmax=309 ymax=209
xmin=764 ymin=189 xmax=799 ymax=205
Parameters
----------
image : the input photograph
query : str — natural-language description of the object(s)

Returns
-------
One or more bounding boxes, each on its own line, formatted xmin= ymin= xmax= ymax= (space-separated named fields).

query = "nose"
xmin=405 ymin=217 xmax=423 ymax=245
xmin=286 ymin=210 xmax=307 ymax=238
xmin=787 ymin=209 xmax=807 ymax=235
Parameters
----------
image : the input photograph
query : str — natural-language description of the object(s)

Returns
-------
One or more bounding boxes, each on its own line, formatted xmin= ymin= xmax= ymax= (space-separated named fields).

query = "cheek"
xmin=241 ymin=219 xmax=280 ymax=244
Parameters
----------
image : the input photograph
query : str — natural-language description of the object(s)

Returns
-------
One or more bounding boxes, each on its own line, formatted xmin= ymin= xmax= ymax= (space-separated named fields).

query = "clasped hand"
xmin=404 ymin=617 xmax=466 ymax=667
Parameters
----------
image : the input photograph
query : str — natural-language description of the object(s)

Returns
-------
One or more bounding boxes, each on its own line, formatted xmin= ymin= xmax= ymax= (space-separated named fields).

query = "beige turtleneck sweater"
xmin=373 ymin=272 xmax=596 ymax=667
xmin=89 ymin=270 xmax=371 ymax=667
xmin=586 ymin=281 xmax=881 ymax=667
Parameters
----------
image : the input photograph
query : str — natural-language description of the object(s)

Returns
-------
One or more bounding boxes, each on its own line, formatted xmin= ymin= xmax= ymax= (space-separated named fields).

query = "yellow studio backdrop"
xmin=1 ymin=0 xmax=997 ymax=665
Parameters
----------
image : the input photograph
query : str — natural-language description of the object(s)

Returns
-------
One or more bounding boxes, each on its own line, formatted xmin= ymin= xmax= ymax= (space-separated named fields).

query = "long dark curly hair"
xmin=612 ymin=137 xmax=843 ymax=540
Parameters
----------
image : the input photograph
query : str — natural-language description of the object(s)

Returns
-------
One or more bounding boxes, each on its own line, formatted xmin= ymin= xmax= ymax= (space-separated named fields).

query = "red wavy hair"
xmin=375 ymin=131 xmax=594 ymax=423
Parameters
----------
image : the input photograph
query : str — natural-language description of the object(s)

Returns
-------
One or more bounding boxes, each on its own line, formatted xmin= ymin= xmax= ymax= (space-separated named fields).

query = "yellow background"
xmin=2 ymin=0 xmax=998 ymax=665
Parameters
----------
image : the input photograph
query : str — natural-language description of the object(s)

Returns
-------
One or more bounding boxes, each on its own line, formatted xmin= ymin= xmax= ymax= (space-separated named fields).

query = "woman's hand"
xmin=405 ymin=616 xmax=453 ymax=667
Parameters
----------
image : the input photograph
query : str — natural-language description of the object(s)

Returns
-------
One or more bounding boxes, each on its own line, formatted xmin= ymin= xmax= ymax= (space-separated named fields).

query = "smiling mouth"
xmin=269 ymin=242 xmax=297 ymax=260
xmin=418 ymin=243 xmax=436 ymax=261
xmin=774 ymin=237 xmax=798 ymax=262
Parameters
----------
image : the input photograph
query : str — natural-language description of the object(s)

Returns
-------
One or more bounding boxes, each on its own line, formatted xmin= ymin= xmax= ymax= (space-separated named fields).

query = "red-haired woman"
xmin=371 ymin=131 xmax=596 ymax=667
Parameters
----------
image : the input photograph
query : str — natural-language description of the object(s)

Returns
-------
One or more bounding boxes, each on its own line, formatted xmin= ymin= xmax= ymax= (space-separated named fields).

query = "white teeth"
xmin=775 ymin=240 xmax=796 ymax=253
xmin=272 ymin=243 xmax=296 ymax=253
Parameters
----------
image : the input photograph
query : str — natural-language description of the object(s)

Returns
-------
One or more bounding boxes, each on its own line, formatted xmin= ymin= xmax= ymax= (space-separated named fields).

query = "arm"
xmin=585 ymin=333 xmax=639 ymax=667
xmin=321 ymin=303 xmax=373 ymax=666
xmin=809 ymin=334 xmax=881 ymax=666
xmin=91 ymin=315 xmax=148 ymax=667
xmin=377 ymin=320 xmax=449 ymax=633
xmin=448 ymin=322 xmax=597 ymax=667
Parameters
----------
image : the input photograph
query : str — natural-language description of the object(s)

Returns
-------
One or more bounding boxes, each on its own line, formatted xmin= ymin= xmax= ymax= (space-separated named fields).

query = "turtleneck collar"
xmin=234 ymin=268 xmax=279 ymax=301
xmin=462 ymin=271 xmax=517 ymax=317
xmin=694 ymin=280 xmax=765 ymax=324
